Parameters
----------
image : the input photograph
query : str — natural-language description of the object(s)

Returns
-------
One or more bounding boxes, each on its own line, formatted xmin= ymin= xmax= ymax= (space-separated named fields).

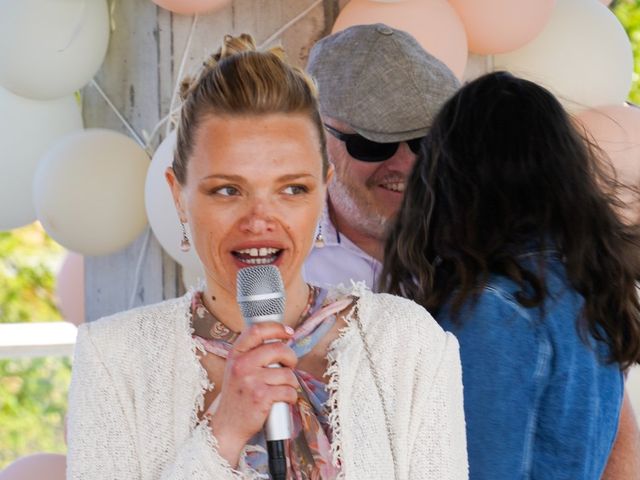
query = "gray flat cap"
xmin=307 ymin=24 xmax=460 ymax=143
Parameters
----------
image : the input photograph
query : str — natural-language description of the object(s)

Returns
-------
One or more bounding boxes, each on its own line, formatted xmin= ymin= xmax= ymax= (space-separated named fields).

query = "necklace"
xmin=191 ymin=284 xmax=319 ymax=342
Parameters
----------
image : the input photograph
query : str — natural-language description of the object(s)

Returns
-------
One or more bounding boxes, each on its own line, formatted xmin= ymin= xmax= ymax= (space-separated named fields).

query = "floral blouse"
xmin=191 ymin=286 xmax=351 ymax=479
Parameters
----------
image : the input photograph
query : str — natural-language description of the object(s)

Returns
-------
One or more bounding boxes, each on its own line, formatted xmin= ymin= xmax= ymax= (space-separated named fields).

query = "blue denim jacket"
xmin=438 ymin=251 xmax=623 ymax=480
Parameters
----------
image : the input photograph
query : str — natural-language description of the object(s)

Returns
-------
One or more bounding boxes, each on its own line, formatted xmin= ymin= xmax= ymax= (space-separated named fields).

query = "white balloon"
xmin=494 ymin=0 xmax=633 ymax=113
xmin=0 ymin=0 xmax=110 ymax=100
xmin=0 ymin=88 xmax=83 ymax=230
xmin=33 ymin=129 xmax=149 ymax=255
xmin=144 ymin=131 xmax=204 ymax=273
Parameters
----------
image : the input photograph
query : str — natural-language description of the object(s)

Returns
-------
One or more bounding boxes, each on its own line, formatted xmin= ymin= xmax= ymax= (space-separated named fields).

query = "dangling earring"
xmin=314 ymin=223 xmax=325 ymax=248
xmin=180 ymin=222 xmax=191 ymax=252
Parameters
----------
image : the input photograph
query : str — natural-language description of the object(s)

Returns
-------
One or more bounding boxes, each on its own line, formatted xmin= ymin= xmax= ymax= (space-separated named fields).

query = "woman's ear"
xmin=165 ymin=167 xmax=187 ymax=222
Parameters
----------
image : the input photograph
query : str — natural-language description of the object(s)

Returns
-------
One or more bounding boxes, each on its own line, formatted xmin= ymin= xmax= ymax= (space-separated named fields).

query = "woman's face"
xmin=167 ymin=113 xmax=328 ymax=298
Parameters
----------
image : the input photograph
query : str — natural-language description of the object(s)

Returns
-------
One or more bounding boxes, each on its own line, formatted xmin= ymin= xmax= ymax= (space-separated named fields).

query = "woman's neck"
xmin=202 ymin=276 xmax=310 ymax=333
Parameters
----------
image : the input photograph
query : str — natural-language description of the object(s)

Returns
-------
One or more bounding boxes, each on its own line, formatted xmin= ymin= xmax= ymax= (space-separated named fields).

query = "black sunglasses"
xmin=324 ymin=124 xmax=423 ymax=163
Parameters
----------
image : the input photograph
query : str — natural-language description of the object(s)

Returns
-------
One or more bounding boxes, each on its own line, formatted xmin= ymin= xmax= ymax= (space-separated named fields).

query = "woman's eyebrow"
xmin=200 ymin=173 xmax=315 ymax=182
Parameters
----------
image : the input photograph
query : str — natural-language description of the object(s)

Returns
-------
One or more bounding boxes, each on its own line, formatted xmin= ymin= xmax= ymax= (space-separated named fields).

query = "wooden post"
xmin=84 ymin=0 xmax=339 ymax=321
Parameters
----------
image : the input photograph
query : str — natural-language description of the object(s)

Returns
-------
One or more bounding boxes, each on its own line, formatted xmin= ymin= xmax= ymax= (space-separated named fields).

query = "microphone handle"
xmin=251 ymin=326 xmax=291 ymax=480
xmin=245 ymin=318 xmax=292 ymax=440
xmin=267 ymin=440 xmax=287 ymax=480
xmin=262 ymin=342 xmax=293 ymax=441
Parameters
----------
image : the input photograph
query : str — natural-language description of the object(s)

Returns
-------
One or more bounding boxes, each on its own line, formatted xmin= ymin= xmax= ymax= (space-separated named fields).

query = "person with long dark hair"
xmin=382 ymin=71 xmax=640 ymax=479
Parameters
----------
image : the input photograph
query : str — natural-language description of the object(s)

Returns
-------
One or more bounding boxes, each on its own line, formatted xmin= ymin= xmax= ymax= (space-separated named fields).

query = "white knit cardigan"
xmin=67 ymin=286 xmax=468 ymax=479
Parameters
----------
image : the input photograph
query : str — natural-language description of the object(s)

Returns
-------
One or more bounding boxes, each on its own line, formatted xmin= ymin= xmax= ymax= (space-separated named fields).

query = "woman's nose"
xmin=238 ymin=201 xmax=276 ymax=234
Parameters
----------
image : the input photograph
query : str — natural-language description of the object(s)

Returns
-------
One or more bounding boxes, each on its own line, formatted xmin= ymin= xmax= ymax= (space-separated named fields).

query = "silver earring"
xmin=314 ymin=224 xmax=325 ymax=248
xmin=180 ymin=222 xmax=191 ymax=252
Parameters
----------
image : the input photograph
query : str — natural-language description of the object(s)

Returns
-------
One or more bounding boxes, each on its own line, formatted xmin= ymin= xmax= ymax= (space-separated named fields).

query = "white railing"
xmin=3 ymin=321 xmax=640 ymax=418
xmin=0 ymin=322 xmax=77 ymax=359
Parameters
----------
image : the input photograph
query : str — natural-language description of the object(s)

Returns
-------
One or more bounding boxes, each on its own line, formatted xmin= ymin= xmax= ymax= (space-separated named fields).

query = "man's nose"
xmin=385 ymin=141 xmax=418 ymax=170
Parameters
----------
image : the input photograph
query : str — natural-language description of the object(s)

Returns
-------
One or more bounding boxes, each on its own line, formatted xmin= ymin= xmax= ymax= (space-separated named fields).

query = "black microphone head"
xmin=236 ymin=265 xmax=286 ymax=322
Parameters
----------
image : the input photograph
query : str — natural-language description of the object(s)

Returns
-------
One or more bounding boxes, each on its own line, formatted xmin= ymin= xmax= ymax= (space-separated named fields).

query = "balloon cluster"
xmin=0 ymin=0 xmax=149 ymax=256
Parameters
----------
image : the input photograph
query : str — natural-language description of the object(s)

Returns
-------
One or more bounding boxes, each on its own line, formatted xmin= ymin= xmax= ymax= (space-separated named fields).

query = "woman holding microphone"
xmin=66 ymin=34 xmax=467 ymax=479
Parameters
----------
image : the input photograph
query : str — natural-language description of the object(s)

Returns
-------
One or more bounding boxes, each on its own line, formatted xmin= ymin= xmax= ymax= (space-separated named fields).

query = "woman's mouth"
xmin=232 ymin=247 xmax=283 ymax=266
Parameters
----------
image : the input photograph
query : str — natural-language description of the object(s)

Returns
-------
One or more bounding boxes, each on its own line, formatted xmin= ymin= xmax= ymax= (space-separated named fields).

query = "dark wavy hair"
xmin=381 ymin=71 xmax=640 ymax=368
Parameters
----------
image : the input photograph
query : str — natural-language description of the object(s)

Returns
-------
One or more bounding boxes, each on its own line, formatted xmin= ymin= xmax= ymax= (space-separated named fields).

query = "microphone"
xmin=236 ymin=265 xmax=291 ymax=480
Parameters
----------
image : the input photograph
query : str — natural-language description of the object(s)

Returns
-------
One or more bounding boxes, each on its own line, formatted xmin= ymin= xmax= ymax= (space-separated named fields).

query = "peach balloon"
xmin=0 ymin=453 xmax=66 ymax=480
xmin=575 ymin=104 xmax=640 ymax=224
xmin=333 ymin=0 xmax=468 ymax=79
xmin=601 ymin=0 xmax=613 ymax=6
xmin=449 ymin=0 xmax=556 ymax=55
xmin=56 ymin=252 xmax=85 ymax=326
xmin=151 ymin=0 xmax=230 ymax=15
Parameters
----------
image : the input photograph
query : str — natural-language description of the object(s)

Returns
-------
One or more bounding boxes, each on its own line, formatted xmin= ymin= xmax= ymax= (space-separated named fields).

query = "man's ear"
xmin=165 ymin=167 xmax=187 ymax=222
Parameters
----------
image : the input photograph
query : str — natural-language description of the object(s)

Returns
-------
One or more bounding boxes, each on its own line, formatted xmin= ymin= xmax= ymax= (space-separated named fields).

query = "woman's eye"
xmin=213 ymin=186 xmax=240 ymax=196
xmin=282 ymin=185 xmax=308 ymax=195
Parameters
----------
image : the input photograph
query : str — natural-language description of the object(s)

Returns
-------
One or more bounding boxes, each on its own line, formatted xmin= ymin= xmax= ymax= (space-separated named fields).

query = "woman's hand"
xmin=208 ymin=321 xmax=298 ymax=467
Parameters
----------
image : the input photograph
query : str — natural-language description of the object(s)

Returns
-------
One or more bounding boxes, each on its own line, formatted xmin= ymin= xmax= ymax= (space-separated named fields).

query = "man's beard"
xmin=328 ymin=176 xmax=389 ymax=240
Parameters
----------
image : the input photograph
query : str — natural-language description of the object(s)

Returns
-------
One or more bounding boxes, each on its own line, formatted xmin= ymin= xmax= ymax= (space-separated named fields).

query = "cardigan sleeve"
xmin=67 ymin=324 xmax=249 ymax=480
xmin=410 ymin=332 xmax=469 ymax=479
xmin=158 ymin=422 xmax=249 ymax=480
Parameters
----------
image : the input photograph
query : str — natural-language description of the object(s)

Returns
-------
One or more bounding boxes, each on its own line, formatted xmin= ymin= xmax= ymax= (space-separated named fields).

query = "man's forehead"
xmin=322 ymin=116 xmax=357 ymax=134
xmin=323 ymin=115 xmax=415 ymax=142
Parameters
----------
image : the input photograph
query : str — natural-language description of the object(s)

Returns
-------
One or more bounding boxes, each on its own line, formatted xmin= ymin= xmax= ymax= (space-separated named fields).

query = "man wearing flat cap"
xmin=303 ymin=23 xmax=459 ymax=290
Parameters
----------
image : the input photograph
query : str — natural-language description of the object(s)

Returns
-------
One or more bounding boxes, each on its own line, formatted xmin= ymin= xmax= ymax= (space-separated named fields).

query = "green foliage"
xmin=0 ymin=223 xmax=63 ymax=324
xmin=0 ymin=357 xmax=71 ymax=468
xmin=0 ymin=224 xmax=69 ymax=469
xmin=614 ymin=0 xmax=640 ymax=103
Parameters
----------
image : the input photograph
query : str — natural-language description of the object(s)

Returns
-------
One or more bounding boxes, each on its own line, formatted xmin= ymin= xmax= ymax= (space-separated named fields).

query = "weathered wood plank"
xmin=84 ymin=1 xmax=180 ymax=321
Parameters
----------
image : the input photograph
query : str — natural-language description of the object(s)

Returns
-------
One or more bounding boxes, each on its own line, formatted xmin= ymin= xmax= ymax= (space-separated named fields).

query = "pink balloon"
xmin=332 ymin=0 xmax=468 ymax=79
xmin=575 ymin=104 xmax=640 ymax=224
xmin=55 ymin=253 xmax=85 ymax=326
xmin=601 ymin=0 xmax=613 ymax=6
xmin=0 ymin=453 xmax=66 ymax=480
xmin=449 ymin=0 xmax=556 ymax=55
xmin=151 ymin=0 xmax=230 ymax=15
